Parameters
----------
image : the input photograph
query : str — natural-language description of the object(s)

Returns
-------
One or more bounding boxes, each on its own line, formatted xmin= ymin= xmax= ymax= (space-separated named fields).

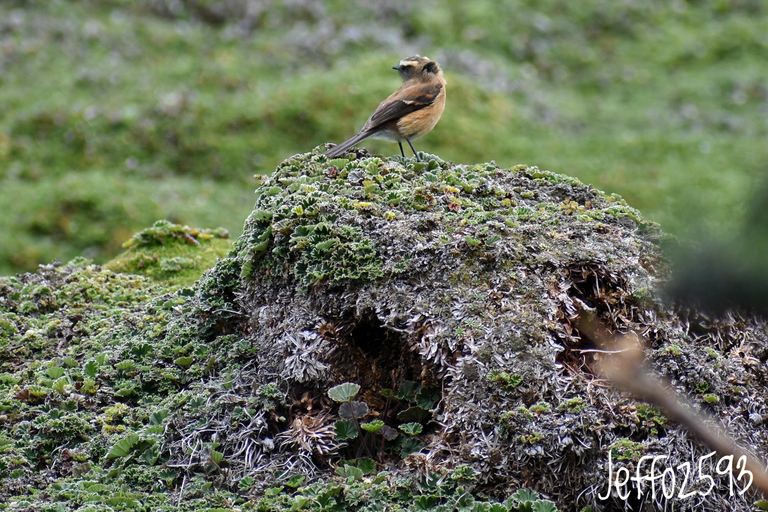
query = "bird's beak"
xmin=392 ymin=66 xmax=400 ymax=71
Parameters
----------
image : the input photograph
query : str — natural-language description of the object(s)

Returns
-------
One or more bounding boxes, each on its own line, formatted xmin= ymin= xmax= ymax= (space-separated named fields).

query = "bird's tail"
xmin=323 ymin=131 xmax=373 ymax=158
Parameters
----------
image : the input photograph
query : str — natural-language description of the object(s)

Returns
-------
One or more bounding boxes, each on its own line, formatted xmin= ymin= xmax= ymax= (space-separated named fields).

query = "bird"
xmin=323 ymin=56 xmax=446 ymax=162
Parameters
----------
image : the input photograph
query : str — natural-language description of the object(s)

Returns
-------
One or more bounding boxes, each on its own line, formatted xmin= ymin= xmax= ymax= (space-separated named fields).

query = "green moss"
xmin=488 ymin=370 xmax=524 ymax=391
xmin=558 ymin=397 xmax=586 ymax=414
xmin=104 ymin=220 xmax=231 ymax=288
xmin=662 ymin=344 xmax=683 ymax=357
xmin=610 ymin=438 xmax=645 ymax=462
xmin=529 ymin=402 xmax=551 ymax=415
xmin=235 ymin=150 xmax=658 ymax=292
xmin=251 ymin=468 xmax=560 ymax=512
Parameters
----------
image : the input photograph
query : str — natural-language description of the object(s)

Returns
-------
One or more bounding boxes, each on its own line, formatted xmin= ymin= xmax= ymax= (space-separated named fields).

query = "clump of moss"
xmin=234 ymin=147 xmax=655 ymax=291
xmin=0 ymin=224 xmax=249 ymax=510
xmin=104 ymin=220 xmax=232 ymax=287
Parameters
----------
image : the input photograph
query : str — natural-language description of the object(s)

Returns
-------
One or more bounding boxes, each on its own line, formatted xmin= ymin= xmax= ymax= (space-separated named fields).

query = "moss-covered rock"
xmin=2 ymin=151 xmax=767 ymax=511
xmin=217 ymin=147 xmax=768 ymax=510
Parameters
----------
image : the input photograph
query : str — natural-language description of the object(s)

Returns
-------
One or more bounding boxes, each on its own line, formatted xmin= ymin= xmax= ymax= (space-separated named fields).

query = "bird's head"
xmin=393 ymin=56 xmax=442 ymax=83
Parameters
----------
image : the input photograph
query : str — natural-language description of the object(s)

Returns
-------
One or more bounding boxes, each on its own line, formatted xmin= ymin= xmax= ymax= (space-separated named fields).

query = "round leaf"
xmin=328 ymin=382 xmax=361 ymax=402
xmin=399 ymin=422 xmax=423 ymax=436
xmin=361 ymin=420 xmax=384 ymax=433
xmin=397 ymin=406 xmax=430 ymax=423
xmin=334 ymin=419 xmax=358 ymax=440
xmin=339 ymin=400 xmax=369 ymax=419
xmin=379 ymin=425 xmax=399 ymax=441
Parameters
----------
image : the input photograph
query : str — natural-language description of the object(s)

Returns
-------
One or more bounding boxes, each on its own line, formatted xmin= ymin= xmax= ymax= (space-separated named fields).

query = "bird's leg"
xmin=404 ymin=137 xmax=421 ymax=162
xmin=398 ymin=142 xmax=405 ymax=158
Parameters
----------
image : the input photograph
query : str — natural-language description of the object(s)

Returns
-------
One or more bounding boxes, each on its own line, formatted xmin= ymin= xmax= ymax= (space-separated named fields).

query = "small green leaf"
xmin=335 ymin=464 xmax=364 ymax=481
xmin=63 ymin=356 xmax=78 ymax=368
xmin=508 ymin=488 xmax=540 ymax=504
xmin=396 ymin=381 xmax=420 ymax=400
xmin=174 ymin=356 xmax=194 ymax=367
xmin=415 ymin=387 xmax=441 ymax=410
xmin=399 ymin=422 xmax=423 ymax=436
xmin=252 ymin=209 xmax=273 ymax=221
xmin=532 ymin=502 xmax=558 ymax=512
xmin=114 ymin=386 xmax=136 ymax=397
xmin=328 ymin=382 xmax=361 ymax=402
xmin=465 ymin=236 xmax=482 ymax=247
xmin=210 ymin=450 xmax=225 ymax=465
xmin=84 ymin=360 xmax=99 ymax=378
xmin=397 ymin=406 xmax=430 ymax=423
xmin=84 ymin=483 xmax=110 ymax=493
xmin=334 ymin=419 xmax=358 ymax=440
xmin=149 ymin=410 xmax=169 ymax=425
xmin=114 ymin=360 xmax=135 ymax=371
xmin=52 ymin=377 xmax=67 ymax=394
xmin=46 ymin=367 xmax=65 ymax=379
xmin=315 ymin=239 xmax=336 ymax=251
xmin=107 ymin=434 xmax=140 ymax=458
xmin=238 ymin=476 xmax=255 ymax=492
xmin=327 ymin=158 xmax=349 ymax=168
xmin=252 ymin=238 xmax=270 ymax=253
xmin=285 ymin=475 xmax=305 ymax=488
xmin=414 ymin=496 xmax=437 ymax=510
xmin=357 ymin=458 xmax=376 ymax=475
xmin=399 ymin=437 xmax=424 ymax=457
xmin=361 ymin=420 xmax=384 ymax=433
xmin=139 ymin=445 xmax=159 ymax=465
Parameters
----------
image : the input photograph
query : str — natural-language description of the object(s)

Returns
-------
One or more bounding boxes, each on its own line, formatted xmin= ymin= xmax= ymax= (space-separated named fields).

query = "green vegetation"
xmin=104 ymin=220 xmax=232 ymax=287
xmin=253 ymin=479 xmax=561 ymax=512
xmin=0 ymin=216 xmax=562 ymax=510
xmin=327 ymin=380 xmax=439 ymax=461
xmin=2 ymin=0 xmax=767 ymax=274
xmin=236 ymin=149 xmax=654 ymax=292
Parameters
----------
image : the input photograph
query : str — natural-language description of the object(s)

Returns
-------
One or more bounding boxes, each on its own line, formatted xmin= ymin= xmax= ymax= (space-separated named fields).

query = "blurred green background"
xmin=1 ymin=0 xmax=766 ymax=275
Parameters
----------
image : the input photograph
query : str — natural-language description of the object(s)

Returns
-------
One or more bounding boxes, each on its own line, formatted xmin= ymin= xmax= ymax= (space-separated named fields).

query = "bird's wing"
xmin=362 ymin=83 xmax=444 ymax=133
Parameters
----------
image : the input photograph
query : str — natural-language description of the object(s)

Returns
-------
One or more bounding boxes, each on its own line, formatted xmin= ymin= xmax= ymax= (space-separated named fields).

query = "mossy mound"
xmin=2 ymin=152 xmax=768 ymax=511
xmin=104 ymin=220 xmax=232 ymax=288
xmin=212 ymin=147 xmax=767 ymax=510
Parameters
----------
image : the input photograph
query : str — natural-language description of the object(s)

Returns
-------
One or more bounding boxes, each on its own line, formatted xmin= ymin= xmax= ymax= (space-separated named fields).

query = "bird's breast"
xmin=396 ymin=86 xmax=446 ymax=140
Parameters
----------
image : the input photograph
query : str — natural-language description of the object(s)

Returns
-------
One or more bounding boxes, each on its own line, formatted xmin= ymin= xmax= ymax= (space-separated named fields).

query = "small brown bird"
xmin=324 ymin=56 xmax=446 ymax=162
